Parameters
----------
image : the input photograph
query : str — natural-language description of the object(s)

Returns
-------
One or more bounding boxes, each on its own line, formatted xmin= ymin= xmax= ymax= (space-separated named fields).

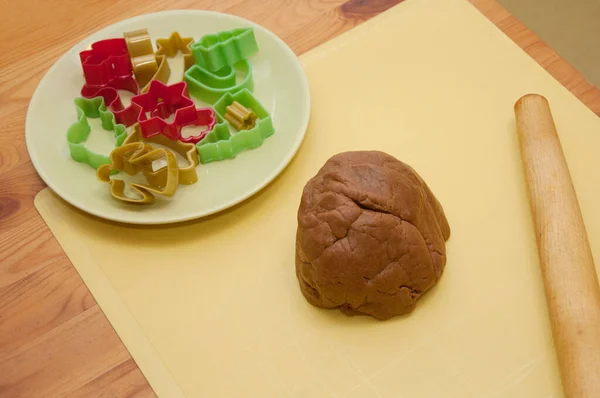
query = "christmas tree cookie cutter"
xmin=124 ymin=124 xmax=200 ymax=185
xmin=191 ymin=28 xmax=258 ymax=72
xmin=196 ymin=89 xmax=274 ymax=163
xmin=66 ymin=96 xmax=127 ymax=169
xmin=123 ymin=28 xmax=171 ymax=92
xmin=156 ymin=32 xmax=195 ymax=77
xmin=97 ymin=142 xmax=179 ymax=204
xmin=184 ymin=59 xmax=253 ymax=104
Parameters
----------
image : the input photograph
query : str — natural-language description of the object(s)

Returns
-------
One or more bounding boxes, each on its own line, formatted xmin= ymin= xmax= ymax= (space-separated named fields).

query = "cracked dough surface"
xmin=295 ymin=151 xmax=451 ymax=320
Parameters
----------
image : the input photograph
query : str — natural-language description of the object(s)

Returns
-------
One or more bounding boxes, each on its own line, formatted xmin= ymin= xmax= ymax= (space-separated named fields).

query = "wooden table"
xmin=1 ymin=0 xmax=600 ymax=396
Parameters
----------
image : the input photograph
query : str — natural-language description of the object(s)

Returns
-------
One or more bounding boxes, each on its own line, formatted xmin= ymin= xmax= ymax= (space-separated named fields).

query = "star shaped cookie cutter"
xmin=155 ymin=32 xmax=195 ymax=77
xmin=131 ymin=80 xmax=217 ymax=144
xmin=124 ymin=123 xmax=200 ymax=185
xmin=97 ymin=142 xmax=179 ymax=204
xmin=191 ymin=28 xmax=258 ymax=72
xmin=184 ymin=59 xmax=253 ymax=104
xmin=67 ymin=97 xmax=127 ymax=169
xmin=196 ymin=89 xmax=274 ymax=164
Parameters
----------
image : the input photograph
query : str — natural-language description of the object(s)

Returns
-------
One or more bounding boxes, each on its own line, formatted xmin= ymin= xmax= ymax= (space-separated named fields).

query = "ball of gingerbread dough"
xmin=295 ymin=151 xmax=450 ymax=320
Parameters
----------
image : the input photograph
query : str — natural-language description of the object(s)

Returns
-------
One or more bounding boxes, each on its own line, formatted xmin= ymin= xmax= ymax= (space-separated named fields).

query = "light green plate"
xmin=26 ymin=10 xmax=310 ymax=224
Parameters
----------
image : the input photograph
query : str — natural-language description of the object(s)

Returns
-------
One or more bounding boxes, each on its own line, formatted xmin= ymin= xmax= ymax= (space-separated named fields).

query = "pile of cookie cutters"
xmin=69 ymin=27 xmax=274 ymax=204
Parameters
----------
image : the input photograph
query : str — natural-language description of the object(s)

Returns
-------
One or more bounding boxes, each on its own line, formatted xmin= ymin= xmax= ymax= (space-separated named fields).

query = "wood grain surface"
xmin=1 ymin=0 xmax=599 ymax=396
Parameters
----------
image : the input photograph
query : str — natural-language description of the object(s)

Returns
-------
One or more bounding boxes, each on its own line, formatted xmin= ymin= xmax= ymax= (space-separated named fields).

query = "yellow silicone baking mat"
xmin=35 ymin=0 xmax=600 ymax=396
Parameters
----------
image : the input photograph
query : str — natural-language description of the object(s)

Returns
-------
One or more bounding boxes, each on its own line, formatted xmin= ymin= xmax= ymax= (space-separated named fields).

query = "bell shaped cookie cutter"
xmin=67 ymin=97 xmax=127 ymax=169
xmin=97 ymin=142 xmax=179 ymax=204
xmin=184 ymin=59 xmax=253 ymax=104
xmin=196 ymin=89 xmax=274 ymax=163
xmin=124 ymin=124 xmax=200 ymax=185
xmin=191 ymin=28 xmax=258 ymax=72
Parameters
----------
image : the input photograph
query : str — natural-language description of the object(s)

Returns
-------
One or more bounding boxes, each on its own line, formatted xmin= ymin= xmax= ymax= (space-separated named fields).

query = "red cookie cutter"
xmin=140 ymin=107 xmax=217 ymax=144
xmin=81 ymin=76 xmax=141 ymax=127
xmin=130 ymin=80 xmax=216 ymax=143
xmin=179 ymin=108 xmax=217 ymax=144
xmin=79 ymin=39 xmax=133 ymax=86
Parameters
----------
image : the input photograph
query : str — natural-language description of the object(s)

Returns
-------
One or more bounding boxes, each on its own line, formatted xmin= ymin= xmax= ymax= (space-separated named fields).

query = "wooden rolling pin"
xmin=515 ymin=94 xmax=600 ymax=397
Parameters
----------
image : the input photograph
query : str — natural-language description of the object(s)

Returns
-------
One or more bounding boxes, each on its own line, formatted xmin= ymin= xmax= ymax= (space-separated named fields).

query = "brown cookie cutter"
xmin=123 ymin=28 xmax=171 ymax=92
xmin=124 ymin=123 xmax=200 ymax=185
xmin=156 ymin=32 xmax=195 ymax=77
xmin=97 ymin=142 xmax=179 ymax=204
xmin=225 ymin=101 xmax=257 ymax=130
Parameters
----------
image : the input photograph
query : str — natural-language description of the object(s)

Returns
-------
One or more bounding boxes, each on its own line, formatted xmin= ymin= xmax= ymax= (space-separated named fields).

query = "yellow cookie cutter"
xmin=225 ymin=101 xmax=257 ymax=130
xmin=97 ymin=142 xmax=179 ymax=204
xmin=124 ymin=123 xmax=200 ymax=185
xmin=156 ymin=32 xmax=195 ymax=77
xmin=123 ymin=28 xmax=171 ymax=92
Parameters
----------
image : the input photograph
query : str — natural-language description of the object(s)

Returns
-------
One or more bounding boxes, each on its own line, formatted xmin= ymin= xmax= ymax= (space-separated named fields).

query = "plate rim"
xmin=26 ymin=9 xmax=311 ymax=225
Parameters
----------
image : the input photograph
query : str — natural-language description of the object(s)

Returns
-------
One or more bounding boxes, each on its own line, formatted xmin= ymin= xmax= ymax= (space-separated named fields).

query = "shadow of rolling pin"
xmin=515 ymin=94 xmax=600 ymax=397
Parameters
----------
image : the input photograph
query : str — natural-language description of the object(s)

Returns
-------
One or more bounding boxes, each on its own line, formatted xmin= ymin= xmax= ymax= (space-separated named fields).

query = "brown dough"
xmin=295 ymin=151 xmax=451 ymax=320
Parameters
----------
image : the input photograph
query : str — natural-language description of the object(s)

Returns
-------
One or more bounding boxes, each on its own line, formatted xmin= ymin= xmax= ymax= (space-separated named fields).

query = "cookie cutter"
xmin=224 ymin=101 xmax=256 ymax=130
xmin=191 ymin=28 xmax=258 ymax=72
xmin=123 ymin=28 xmax=171 ymax=93
xmin=130 ymin=80 xmax=195 ymax=139
xmin=67 ymin=96 xmax=127 ymax=169
xmin=123 ymin=29 xmax=158 ymax=88
xmin=177 ymin=108 xmax=216 ymax=144
xmin=79 ymin=39 xmax=133 ymax=86
xmin=195 ymin=114 xmax=231 ymax=164
xmin=81 ymin=76 xmax=141 ymax=126
xmin=140 ymin=107 xmax=217 ymax=145
xmin=130 ymin=80 xmax=217 ymax=144
xmin=196 ymin=89 xmax=274 ymax=163
xmin=124 ymin=123 xmax=200 ymax=185
xmin=184 ymin=59 xmax=253 ymax=104
xmin=97 ymin=142 xmax=179 ymax=204
xmin=81 ymin=33 xmax=170 ymax=124
xmin=156 ymin=32 xmax=195 ymax=75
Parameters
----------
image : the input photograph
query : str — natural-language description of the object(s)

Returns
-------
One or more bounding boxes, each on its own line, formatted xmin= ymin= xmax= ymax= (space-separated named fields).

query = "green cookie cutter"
xmin=196 ymin=89 xmax=274 ymax=164
xmin=184 ymin=60 xmax=253 ymax=104
xmin=191 ymin=28 xmax=258 ymax=72
xmin=66 ymin=97 xmax=127 ymax=169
